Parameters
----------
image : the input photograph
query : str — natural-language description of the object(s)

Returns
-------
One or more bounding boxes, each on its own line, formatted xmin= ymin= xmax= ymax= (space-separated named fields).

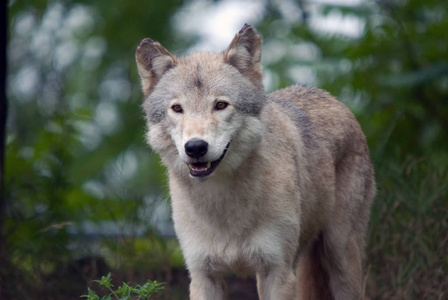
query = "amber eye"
xmin=215 ymin=101 xmax=228 ymax=110
xmin=171 ymin=104 xmax=183 ymax=113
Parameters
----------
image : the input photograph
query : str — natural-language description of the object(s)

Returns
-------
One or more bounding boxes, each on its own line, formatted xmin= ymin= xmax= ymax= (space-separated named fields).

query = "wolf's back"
xmin=268 ymin=84 xmax=372 ymax=167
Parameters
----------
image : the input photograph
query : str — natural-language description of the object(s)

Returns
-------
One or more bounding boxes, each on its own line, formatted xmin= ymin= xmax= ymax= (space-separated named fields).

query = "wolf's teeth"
xmin=188 ymin=163 xmax=211 ymax=171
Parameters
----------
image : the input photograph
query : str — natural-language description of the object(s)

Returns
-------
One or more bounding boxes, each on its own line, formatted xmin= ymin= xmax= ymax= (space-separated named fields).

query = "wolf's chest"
xmin=170 ymin=176 xmax=298 ymax=272
xmin=181 ymin=219 xmax=288 ymax=273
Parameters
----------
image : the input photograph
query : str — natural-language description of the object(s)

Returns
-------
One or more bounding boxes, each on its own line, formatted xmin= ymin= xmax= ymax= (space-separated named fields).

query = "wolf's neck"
xmin=173 ymin=149 xmax=264 ymax=227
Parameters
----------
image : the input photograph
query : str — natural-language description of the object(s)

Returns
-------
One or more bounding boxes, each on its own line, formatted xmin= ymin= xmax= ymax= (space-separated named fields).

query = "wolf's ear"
xmin=136 ymin=38 xmax=177 ymax=96
xmin=224 ymin=24 xmax=263 ymax=87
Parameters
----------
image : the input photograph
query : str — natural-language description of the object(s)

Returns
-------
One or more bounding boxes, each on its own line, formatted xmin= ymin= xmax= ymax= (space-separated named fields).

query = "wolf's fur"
xmin=136 ymin=24 xmax=375 ymax=300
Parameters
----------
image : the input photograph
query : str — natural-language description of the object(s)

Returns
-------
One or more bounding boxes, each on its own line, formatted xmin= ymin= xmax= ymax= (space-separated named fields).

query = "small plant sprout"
xmin=81 ymin=273 xmax=164 ymax=300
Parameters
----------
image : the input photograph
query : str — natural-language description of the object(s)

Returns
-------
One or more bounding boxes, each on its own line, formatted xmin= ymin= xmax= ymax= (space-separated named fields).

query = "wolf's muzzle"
xmin=186 ymin=142 xmax=230 ymax=178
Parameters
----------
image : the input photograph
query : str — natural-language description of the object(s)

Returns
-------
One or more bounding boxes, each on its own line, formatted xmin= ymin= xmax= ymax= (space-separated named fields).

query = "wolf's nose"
xmin=185 ymin=139 xmax=208 ymax=159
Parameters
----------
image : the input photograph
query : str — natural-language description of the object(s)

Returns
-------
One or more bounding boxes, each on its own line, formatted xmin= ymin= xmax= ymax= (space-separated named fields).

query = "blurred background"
xmin=2 ymin=0 xmax=447 ymax=299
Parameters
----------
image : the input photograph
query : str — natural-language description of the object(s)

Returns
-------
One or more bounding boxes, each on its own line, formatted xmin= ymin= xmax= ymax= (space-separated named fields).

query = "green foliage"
xmin=258 ymin=0 xmax=448 ymax=161
xmin=82 ymin=273 xmax=164 ymax=300
xmin=4 ymin=1 xmax=181 ymax=298
xmin=367 ymin=157 xmax=448 ymax=298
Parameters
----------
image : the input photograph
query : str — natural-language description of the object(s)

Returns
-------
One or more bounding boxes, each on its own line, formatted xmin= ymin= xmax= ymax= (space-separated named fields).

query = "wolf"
xmin=135 ymin=24 xmax=375 ymax=300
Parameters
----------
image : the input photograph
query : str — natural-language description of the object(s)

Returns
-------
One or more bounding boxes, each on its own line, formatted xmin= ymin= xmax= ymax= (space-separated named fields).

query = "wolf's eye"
xmin=171 ymin=104 xmax=183 ymax=113
xmin=215 ymin=101 xmax=228 ymax=110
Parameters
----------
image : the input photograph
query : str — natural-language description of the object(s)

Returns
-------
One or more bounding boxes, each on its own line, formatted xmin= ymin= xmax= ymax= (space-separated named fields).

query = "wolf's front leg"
xmin=256 ymin=268 xmax=297 ymax=300
xmin=189 ymin=269 xmax=227 ymax=300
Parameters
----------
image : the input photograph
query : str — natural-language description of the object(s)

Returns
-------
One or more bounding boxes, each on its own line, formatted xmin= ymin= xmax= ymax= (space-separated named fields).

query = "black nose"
xmin=185 ymin=139 xmax=208 ymax=159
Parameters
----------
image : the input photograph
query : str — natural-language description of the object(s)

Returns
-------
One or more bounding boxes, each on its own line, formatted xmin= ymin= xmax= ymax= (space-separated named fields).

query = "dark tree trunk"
xmin=0 ymin=0 xmax=8 ymax=256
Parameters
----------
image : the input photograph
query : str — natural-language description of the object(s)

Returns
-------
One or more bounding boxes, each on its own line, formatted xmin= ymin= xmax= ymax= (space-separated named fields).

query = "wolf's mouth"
xmin=188 ymin=143 xmax=230 ymax=177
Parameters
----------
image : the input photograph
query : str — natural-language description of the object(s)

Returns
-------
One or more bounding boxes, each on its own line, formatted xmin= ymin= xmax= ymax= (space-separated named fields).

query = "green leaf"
xmin=80 ymin=288 xmax=100 ymax=300
xmin=93 ymin=273 xmax=114 ymax=289
xmin=135 ymin=281 xmax=165 ymax=299
xmin=115 ymin=282 xmax=133 ymax=296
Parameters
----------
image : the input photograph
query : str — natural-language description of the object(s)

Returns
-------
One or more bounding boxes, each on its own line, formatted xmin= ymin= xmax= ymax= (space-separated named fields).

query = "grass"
xmin=366 ymin=156 xmax=448 ymax=299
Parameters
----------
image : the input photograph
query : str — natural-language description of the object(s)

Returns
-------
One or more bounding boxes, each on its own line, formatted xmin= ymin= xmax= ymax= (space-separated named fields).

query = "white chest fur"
xmin=170 ymin=177 xmax=300 ymax=273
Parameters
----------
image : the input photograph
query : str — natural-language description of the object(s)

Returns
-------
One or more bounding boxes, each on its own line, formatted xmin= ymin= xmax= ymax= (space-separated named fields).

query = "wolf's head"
xmin=136 ymin=24 xmax=266 ymax=179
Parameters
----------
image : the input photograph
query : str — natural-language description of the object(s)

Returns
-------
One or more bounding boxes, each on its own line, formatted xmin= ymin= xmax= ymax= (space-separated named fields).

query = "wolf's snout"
xmin=185 ymin=139 xmax=208 ymax=159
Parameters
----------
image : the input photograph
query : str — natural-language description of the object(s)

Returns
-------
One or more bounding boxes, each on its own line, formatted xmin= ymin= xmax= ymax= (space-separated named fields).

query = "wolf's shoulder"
xmin=265 ymin=84 xmax=362 ymax=150
xmin=267 ymin=84 xmax=351 ymax=116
